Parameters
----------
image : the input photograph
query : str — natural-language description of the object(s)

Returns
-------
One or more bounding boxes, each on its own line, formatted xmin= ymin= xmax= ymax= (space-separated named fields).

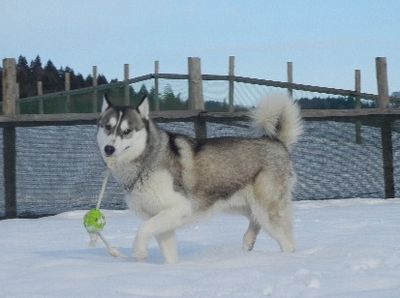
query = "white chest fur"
xmin=124 ymin=169 xmax=192 ymax=219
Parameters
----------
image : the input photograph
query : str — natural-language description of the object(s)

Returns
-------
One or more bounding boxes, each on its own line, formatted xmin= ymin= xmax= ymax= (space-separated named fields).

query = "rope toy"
xmin=83 ymin=170 xmax=127 ymax=258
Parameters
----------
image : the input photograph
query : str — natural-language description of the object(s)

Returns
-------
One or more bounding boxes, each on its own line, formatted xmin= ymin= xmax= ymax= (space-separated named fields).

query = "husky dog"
xmin=97 ymin=94 xmax=302 ymax=263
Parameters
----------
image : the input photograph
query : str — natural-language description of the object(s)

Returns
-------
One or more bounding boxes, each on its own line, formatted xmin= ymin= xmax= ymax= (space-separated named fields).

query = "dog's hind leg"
xmin=156 ymin=231 xmax=178 ymax=264
xmin=252 ymin=171 xmax=295 ymax=253
xmin=263 ymin=207 xmax=295 ymax=253
xmin=243 ymin=219 xmax=261 ymax=251
xmin=251 ymin=201 xmax=295 ymax=253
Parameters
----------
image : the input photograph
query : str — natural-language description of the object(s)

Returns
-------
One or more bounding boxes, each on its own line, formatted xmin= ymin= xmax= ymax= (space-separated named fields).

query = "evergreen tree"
xmin=73 ymin=74 xmax=86 ymax=89
xmin=97 ymin=74 xmax=108 ymax=85
xmin=0 ymin=55 xmax=113 ymax=104
xmin=17 ymin=56 xmax=32 ymax=98
xmin=147 ymin=86 xmax=157 ymax=111
xmin=161 ymin=85 xmax=186 ymax=110
xmin=43 ymin=60 xmax=62 ymax=93
xmin=30 ymin=55 xmax=44 ymax=81
xmin=85 ymin=74 xmax=93 ymax=87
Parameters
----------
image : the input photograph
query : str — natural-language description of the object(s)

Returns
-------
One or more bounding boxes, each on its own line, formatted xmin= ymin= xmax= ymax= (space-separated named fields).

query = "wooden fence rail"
xmin=13 ymin=73 xmax=383 ymax=109
xmin=6 ymin=56 xmax=393 ymax=110
xmin=12 ymin=73 xmax=383 ymax=108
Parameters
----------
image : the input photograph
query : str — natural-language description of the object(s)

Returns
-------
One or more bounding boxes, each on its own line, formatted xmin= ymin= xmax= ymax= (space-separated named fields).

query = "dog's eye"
xmin=123 ymin=129 xmax=132 ymax=136
xmin=105 ymin=124 xmax=112 ymax=131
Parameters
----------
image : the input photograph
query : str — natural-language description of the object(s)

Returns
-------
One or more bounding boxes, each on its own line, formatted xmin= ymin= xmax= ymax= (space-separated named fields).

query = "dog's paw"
xmin=133 ymin=249 xmax=148 ymax=262
xmin=243 ymin=241 xmax=256 ymax=252
xmin=133 ymin=240 xmax=148 ymax=262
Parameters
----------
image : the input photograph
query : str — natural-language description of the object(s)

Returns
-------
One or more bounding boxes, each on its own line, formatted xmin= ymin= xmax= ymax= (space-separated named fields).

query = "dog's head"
xmin=97 ymin=94 xmax=149 ymax=165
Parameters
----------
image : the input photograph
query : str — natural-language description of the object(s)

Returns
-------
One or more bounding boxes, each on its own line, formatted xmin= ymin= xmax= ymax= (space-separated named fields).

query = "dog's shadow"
xmin=34 ymin=240 xmax=235 ymax=265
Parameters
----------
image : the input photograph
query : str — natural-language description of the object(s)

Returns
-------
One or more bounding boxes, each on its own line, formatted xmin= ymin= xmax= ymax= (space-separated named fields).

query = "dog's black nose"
xmin=104 ymin=145 xmax=115 ymax=156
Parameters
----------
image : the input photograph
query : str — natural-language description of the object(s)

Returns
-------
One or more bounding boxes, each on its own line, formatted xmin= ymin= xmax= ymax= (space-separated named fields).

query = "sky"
xmin=1 ymin=0 xmax=400 ymax=94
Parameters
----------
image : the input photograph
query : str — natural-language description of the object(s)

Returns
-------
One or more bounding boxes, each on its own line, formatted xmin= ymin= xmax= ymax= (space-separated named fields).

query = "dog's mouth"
xmin=123 ymin=146 xmax=131 ymax=152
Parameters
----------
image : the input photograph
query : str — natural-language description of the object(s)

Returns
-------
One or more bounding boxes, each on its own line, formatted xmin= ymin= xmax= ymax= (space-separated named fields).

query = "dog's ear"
xmin=101 ymin=94 xmax=112 ymax=113
xmin=137 ymin=94 xmax=149 ymax=119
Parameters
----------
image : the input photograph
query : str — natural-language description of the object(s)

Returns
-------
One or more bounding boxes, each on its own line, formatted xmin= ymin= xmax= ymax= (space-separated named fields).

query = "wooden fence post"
xmin=188 ymin=57 xmax=205 ymax=110
xmin=2 ymin=58 xmax=17 ymax=217
xmin=92 ymin=66 xmax=98 ymax=112
xmin=381 ymin=117 xmax=395 ymax=198
xmin=3 ymin=126 xmax=16 ymax=217
xmin=228 ymin=56 xmax=235 ymax=112
xmin=15 ymin=83 xmax=20 ymax=114
xmin=375 ymin=57 xmax=395 ymax=198
xmin=355 ymin=69 xmax=361 ymax=108
xmin=2 ymin=58 xmax=17 ymax=115
xmin=124 ymin=64 xmax=130 ymax=106
xmin=37 ymin=81 xmax=43 ymax=95
xmin=287 ymin=62 xmax=293 ymax=99
xmin=37 ymin=81 xmax=44 ymax=114
xmin=355 ymin=69 xmax=362 ymax=144
xmin=188 ymin=57 xmax=206 ymax=139
xmin=154 ymin=60 xmax=160 ymax=111
xmin=65 ymin=72 xmax=71 ymax=113
xmin=375 ymin=57 xmax=389 ymax=109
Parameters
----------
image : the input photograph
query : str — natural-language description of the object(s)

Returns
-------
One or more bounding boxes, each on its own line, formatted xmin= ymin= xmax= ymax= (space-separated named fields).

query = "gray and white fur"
xmin=97 ymin=94 xmax=302 ymax=263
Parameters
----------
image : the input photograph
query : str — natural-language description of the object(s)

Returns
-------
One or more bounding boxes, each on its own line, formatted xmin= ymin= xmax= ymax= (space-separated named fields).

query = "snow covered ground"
xmin=1 ymin=198 xmax=400 ymax=298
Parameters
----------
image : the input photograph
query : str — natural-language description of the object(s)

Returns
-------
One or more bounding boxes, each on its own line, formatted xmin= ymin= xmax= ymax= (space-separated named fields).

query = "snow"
xmin=1 ymin=198 xmax=400 ymax=297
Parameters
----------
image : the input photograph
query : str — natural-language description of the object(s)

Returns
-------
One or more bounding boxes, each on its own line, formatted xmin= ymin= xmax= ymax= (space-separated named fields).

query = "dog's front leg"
xmin=156 ymin=231 xmax=177 ymax=264
xmin=133 ymin=206 xmax=190 ymax=263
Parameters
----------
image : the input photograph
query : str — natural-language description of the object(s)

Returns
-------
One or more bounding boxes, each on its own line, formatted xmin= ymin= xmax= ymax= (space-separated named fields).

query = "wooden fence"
xmin=1 ymin=56 xmax=399 ymax=218
xmin=3 ymin=56 xmax=395 ymax=114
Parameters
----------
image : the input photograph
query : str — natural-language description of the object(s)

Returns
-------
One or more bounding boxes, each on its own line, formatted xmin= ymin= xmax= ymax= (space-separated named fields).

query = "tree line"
xmin=0 ymin=55 xmax=193 ymax=112
xmin=0 ymin=55 xmax=236 ymax=112
xmin=0 ymin=55 xmax=109 ymax=101
xmin=296 ymin=96 xmax=376 ymax=109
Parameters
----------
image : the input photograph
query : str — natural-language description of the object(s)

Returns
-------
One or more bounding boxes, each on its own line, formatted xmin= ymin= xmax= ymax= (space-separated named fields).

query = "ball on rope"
xmin=83 ymin=209 xmax=106 ymax=233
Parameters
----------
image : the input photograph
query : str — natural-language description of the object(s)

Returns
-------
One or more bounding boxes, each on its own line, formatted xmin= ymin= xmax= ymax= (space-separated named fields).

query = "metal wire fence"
xmin=15 ymin=73 xmax=384 ymax=115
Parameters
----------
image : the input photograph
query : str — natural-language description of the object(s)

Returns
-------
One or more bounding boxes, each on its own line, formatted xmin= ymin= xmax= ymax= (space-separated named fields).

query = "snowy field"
xmin=1 ymin=198 xmax=400 ymax=297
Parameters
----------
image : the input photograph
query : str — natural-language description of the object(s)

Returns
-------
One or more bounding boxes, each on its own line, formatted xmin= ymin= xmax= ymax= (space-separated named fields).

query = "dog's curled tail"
xmin=252 ymin=94 xmax=303 ymax=149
